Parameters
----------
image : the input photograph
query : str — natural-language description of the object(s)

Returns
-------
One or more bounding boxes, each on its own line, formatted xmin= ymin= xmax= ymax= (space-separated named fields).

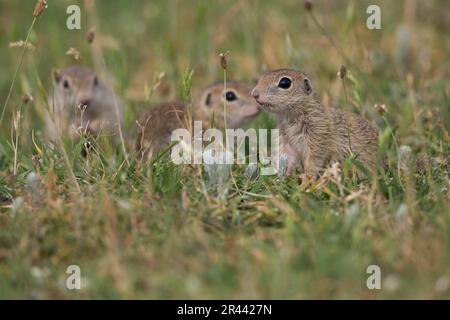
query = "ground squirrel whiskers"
xmin=49 ymin=65 xmax=123 ymax=144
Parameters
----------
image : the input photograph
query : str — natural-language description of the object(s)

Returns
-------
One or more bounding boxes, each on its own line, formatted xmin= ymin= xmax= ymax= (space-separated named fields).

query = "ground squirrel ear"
xmin=53 ymin=69 xmax=62 ymax=83
xmin=302 ymin=78 xmax=313 ymax=95
xmin=205 ymin=92 xmax=212 ymax=107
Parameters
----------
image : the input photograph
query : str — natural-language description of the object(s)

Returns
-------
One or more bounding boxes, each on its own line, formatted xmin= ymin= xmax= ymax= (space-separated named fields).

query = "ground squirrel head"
xmin=52 ymin=65 xmax=122 ymax=141
xmin=195 ymin=81 xmax=260 ymax=128
xmin=251 ymin=69 xmax=316 ymax=114
xmin=53 ymin=65 xmax=106 ymax=116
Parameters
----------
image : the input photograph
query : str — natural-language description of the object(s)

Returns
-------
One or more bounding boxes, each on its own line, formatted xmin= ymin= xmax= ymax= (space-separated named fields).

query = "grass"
xmin=0 ymin=0 xmax=449 ymax=299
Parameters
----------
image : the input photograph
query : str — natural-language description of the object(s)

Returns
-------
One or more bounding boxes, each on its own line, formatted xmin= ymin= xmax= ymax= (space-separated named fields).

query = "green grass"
xmin=0 ymin=0 xmax=449 ymax=299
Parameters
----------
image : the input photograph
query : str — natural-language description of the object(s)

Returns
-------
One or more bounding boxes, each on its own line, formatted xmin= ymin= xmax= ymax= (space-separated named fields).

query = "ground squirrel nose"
xmin=79 ymin=98 xmax=90 ymax=107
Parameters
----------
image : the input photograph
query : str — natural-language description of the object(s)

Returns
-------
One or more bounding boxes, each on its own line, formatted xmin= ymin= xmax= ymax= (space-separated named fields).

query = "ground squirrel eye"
xmin=93 ymin=76 xmax=99 ymax=87
xmin=63 ymin=79 xmax=70 ymax=89
xmin=278 ymin=77 xmax=291 ymax=89
xmin=225 ymin=91 xmax=237 ymax=102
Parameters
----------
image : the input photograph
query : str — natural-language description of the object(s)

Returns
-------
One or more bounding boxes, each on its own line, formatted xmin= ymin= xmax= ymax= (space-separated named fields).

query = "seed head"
xmin=22 ymin=94 xmax=34 ymax=104
xmin=374 ymin=103 xmax=388 ymax=116
xmin=9 ymin=41 xmax=35 ymax=51
xmin=338 ymin=65 xmax=347 ymax=79
xmin=304 ymin=0 xmax=313 ymax=11
xmin=87 ymin=28 xmax=95 ymax=44
xmin=66 ymin=47 xmax=80 ymax=60
xmin=33 ymin=0 xmax=47 ymax=18
xmin=32 ymin=154 xmax=41 ymax=169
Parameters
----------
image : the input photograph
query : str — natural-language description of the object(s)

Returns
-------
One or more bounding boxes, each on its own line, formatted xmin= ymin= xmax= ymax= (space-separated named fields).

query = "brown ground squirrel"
xmin=251 ymin=69 xmax=378 ymax=178
xmin=49 ymin=65 xmax=123 ymax=144
xmin=136 ymin=81 xmax=260 ymax=160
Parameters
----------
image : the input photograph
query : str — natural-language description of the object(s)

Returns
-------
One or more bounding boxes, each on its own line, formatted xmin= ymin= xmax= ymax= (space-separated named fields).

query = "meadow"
xmin=0 ymin=0 xmax=449 ymax=299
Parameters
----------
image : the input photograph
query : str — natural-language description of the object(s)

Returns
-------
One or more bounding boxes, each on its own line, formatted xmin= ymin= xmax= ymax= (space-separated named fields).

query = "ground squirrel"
xmin=49 ymin=65 xmax=123 ymax=144
xmin=136 ymin=81 xmax=260 ymax=160
xmin=251 ymin=69 xmax=379 ymax=179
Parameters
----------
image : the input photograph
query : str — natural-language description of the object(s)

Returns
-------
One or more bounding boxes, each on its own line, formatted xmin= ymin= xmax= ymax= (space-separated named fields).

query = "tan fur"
xmin=136 ymin=81 xmax=260 ymax=160
xmin=252 ymin=69 xmax=378 ymax=178
xmin=49 ymin=65 xmax=123 ymax=144
xmin=135 ymin=101 xmax=187 ymax=159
